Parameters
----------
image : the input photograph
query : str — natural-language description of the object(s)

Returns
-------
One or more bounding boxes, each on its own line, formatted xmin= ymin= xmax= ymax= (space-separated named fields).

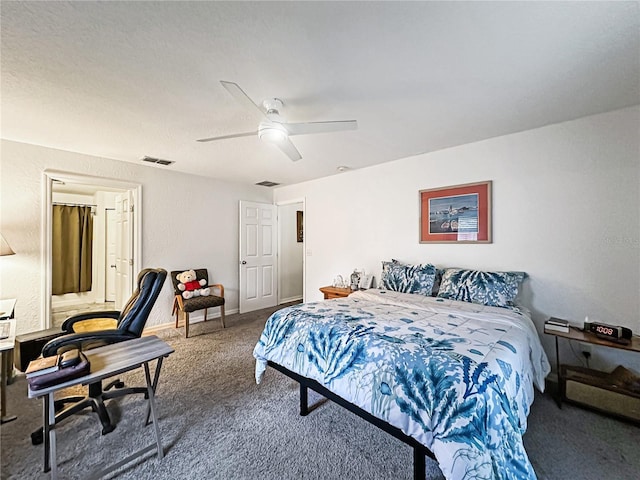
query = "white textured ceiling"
xmin=2 ymin=1 xmax=639 ymax=186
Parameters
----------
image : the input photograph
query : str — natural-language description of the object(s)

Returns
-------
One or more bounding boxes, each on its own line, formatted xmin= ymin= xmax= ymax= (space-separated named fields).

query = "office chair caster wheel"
xmin=31 ymin=428 xmax=44 ymax=445
xmin=101 ymin=423 xmax=116 ymax=435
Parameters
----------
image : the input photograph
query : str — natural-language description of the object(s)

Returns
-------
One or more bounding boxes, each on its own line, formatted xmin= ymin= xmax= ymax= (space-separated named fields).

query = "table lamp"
xmin=0 ymin=234 xmax=15 ymax=256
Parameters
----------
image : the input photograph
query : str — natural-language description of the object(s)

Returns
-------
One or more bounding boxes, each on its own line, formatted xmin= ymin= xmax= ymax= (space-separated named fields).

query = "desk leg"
xmin=144 ymin=357 xmax=164 ymax=426
xmin=1 ymin=350 xmax=17 ymax=423
xmin=43 ymin=393 xmax=57 ymax=478
xmin=143 ymin=362 xmax=163 ymax=460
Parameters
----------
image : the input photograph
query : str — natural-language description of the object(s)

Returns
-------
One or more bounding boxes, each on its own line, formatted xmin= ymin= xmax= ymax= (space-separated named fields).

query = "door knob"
xmin=110 ymin=264 xmax=116 ymax=268
xmin=241 ymin=260 xmax=247 ymax=265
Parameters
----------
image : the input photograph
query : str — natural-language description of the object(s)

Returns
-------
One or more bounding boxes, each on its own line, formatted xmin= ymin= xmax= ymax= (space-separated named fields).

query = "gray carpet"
xmin=1 ymin=304 xmax=639 ymax=480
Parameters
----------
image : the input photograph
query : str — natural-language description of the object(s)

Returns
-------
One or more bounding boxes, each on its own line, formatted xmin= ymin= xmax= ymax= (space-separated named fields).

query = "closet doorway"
xmin=42 ymin=171 xmax=141 ymax=329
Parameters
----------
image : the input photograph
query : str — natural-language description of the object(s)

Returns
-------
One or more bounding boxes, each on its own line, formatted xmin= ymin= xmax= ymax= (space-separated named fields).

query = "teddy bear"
xmin=176 ymin=269 xmax=211 ymax=299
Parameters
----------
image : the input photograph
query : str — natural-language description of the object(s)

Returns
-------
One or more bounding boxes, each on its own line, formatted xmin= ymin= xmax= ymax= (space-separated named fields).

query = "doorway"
xmin=277 ymin=201 xmax=304 ymax=304
xmin=238 ymin=199 xmax=305 ymax=314
xmin=42 ymin=170 xmax=141 ymax=329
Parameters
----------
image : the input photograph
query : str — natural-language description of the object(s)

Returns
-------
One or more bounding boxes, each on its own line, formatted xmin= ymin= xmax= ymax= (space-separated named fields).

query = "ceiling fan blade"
xmin=276 ymin=138 xmax=302 ymax=162
xmin=220 ymin=81 xmax=266 ymax=119
xmin=284 ymin=120 xmax=358 ymax=136
xmin=197 ymin=131 xmax=257 ymax=142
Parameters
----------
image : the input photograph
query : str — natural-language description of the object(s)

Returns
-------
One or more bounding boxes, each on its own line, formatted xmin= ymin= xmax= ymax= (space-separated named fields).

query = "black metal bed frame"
xmin=268 ymin=361 xmax=435 ymax=480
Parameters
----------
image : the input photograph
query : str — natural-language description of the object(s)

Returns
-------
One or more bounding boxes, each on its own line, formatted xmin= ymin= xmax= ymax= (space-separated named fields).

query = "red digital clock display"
xmin=595 ymin=325 xmax=615 ymax=336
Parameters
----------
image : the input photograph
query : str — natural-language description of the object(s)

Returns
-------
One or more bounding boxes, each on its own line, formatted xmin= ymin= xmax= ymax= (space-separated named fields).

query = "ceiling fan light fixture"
xmin=258 ymin=123 xmax=288 ymax=143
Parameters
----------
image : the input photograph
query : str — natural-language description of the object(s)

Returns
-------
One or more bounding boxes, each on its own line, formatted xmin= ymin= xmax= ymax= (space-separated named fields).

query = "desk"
xmin=0 ymin=318 xmax=17 ymax=424
xmin=0 ymin=298 xmax=17 ymax=385
xmin=28 ymin=336 xmax=174 ymax=479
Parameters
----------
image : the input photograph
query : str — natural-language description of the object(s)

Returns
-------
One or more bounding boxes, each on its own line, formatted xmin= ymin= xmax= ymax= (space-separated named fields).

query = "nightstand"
xmin=319 ymin=286 xmax=352 ymax=299
xmin=545 ymin=321 xmax=640 ymax=424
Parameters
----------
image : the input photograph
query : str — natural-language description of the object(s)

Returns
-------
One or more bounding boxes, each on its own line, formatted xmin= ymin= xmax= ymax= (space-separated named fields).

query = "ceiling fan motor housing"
xmin=258 ymin=121 xmax=288 ymax=143
xmin=259 ymin=98 xmax=289 ymax=142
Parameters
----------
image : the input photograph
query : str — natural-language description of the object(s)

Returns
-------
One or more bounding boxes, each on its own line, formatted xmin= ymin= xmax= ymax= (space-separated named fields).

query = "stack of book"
xmin=25 ymin=355 xmax=60 ymax=378
xmin=544 ymin=317 xmax=570 ymax=334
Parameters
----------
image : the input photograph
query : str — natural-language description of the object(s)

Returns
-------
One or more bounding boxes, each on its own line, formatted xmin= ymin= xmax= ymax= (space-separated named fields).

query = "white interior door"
xmin=239 ymin=201 xmax=277 ymax=313
xmin=105 ymin=209 xmax=116 ymax=302
xmin=115 ymin=192 xmax=134 ymax=309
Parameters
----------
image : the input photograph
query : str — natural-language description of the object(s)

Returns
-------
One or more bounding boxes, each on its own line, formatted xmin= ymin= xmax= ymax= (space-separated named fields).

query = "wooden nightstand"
xmin=319 ymin=286 xmax=353 ymax=299
xmin=545 ymin=320 xmax=640 ymax=424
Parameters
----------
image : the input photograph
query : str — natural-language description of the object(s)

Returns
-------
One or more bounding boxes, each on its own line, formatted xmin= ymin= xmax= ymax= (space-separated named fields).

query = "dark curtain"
xmin=52 ymin=205 xmax=93 ymax=295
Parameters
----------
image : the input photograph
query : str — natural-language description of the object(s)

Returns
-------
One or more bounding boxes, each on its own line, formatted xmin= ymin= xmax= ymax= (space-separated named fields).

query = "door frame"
xmin=276 ymin=198 xmax=306 ymax=305
xmin=104 ymin=208 xmax=116 ymax=302
xmin=41 ymin=170 xmax=142 ymax=329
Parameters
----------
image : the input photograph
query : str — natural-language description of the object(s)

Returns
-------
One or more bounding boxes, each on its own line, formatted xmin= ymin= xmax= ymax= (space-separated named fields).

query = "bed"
xmin=253 ymin=266 xmax=550 ymax=480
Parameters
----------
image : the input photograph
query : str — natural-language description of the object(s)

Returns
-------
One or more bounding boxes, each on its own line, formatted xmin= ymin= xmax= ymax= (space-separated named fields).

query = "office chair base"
xmin=31 ymin=395 xmax=116 ymax=445
xmin=31 ymin=419 xmax=116 ymax=445
xmin=30 ymin=382 xmax=149 ymax=445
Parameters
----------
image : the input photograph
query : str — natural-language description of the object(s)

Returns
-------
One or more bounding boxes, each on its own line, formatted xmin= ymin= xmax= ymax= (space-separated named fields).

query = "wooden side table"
xmin=319 ymin=286 xmax=353 ymax=299
xmin=545 ymin=320 xmax=640 ymax=423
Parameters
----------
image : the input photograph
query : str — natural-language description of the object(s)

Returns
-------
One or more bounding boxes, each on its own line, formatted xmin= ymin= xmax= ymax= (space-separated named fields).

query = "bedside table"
xmin=319 ymin=286 xmax=353 ymax=299
xmin=545 ymin=321 xmax=640 ymax=424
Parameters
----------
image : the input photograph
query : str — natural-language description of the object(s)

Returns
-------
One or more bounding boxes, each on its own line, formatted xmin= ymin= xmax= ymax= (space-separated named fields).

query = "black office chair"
xmin=31 ymin=268 xmax=167 ymax=445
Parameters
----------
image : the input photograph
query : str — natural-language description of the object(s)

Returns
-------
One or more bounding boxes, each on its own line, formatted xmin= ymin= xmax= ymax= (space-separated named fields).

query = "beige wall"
xmin=274 ymin=106 xmax=640 ymax=372
xmin=0 ymin=140 xmax=272 ymax=334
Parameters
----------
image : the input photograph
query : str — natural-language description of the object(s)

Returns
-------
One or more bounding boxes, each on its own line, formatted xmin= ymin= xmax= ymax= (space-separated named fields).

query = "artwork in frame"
xmin=419 ymin=181 xmax=492 ymax=243
xmin=296 ymin=210 xmax=303 ymax=243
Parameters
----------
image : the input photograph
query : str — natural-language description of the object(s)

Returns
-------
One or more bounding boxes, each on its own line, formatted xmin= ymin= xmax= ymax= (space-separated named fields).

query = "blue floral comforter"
xmin=253 ymin=289 xmax=550 ymax=480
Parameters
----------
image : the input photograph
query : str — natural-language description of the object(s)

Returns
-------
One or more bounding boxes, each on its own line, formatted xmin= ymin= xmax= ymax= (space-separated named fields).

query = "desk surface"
xmin=0 ymin=320 xmax=16 ymax=352
xmin=28 ymin=336 xmax=174 ymax=398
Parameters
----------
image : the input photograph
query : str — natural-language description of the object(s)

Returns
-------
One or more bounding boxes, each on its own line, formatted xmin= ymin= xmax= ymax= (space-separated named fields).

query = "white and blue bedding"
xmin=253 ymin=289 xmax=550 ymax=480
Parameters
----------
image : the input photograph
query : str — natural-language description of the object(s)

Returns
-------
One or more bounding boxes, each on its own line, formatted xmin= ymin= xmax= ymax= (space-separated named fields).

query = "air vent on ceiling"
xmin=255 ymin=181 xmax=280 ymax=187
xmin=141 ymin=156 xmax=174 ymax=166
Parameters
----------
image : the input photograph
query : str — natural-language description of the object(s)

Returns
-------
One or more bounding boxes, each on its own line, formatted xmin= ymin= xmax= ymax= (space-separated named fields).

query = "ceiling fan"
xmin=197 ymin=81 xmax=358 ymax=161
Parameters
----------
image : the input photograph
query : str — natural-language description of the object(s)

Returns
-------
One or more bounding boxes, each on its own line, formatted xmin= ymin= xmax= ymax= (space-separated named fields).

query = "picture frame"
xmin=296 ymin=211 xmax=303 ymax=243
xmin=419 ymin=181 xmax=492 ymax=243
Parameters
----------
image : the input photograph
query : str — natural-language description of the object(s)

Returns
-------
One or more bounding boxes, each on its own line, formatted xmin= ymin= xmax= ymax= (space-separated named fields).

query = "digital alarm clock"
xmin=584 ymin=321 xmax=632 ymax=344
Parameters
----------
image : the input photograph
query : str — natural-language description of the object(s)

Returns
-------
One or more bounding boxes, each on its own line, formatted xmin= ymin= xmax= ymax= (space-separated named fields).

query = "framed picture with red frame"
xmin=419 ymin=181 xmax=492 ymax=243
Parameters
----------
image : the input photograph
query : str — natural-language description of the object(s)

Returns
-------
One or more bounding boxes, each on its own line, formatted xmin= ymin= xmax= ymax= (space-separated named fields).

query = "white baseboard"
xmin=279 ymin=296 xmax=302 ymax=304
xmin=143 ymin=307 xmax=240 ymax=334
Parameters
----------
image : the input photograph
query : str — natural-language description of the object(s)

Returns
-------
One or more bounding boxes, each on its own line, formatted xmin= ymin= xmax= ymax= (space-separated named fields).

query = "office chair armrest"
xmin=61 ymin=311 xmax=120 ymax=333
xmin=208 ymin=284 xmax=224 ymax=298
xmin=42 ymin=330 xmax=136 ymax=357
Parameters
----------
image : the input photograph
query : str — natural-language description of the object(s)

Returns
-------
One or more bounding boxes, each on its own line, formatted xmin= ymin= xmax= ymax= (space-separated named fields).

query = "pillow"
xmin=436 ymin=268 xmax=526 ymax=308
xmin=384 ymin=259 xmax=443 ymax=297
xmin=380 ymin=260 xmax=436 ymax=296
xmin=431 ymin=268 xmax=444 ymax=297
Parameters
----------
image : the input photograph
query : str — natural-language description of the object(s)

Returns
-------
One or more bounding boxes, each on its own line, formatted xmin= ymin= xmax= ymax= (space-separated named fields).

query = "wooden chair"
xmin=170 ymin=269 xmax=225 ymax=338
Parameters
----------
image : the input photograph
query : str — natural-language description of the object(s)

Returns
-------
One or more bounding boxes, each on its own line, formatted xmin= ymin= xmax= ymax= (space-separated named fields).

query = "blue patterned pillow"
xmin=381 ymin=261 xmax=436 ymax=296
xmin=436 ymin=268 xmax=526 ymax=307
